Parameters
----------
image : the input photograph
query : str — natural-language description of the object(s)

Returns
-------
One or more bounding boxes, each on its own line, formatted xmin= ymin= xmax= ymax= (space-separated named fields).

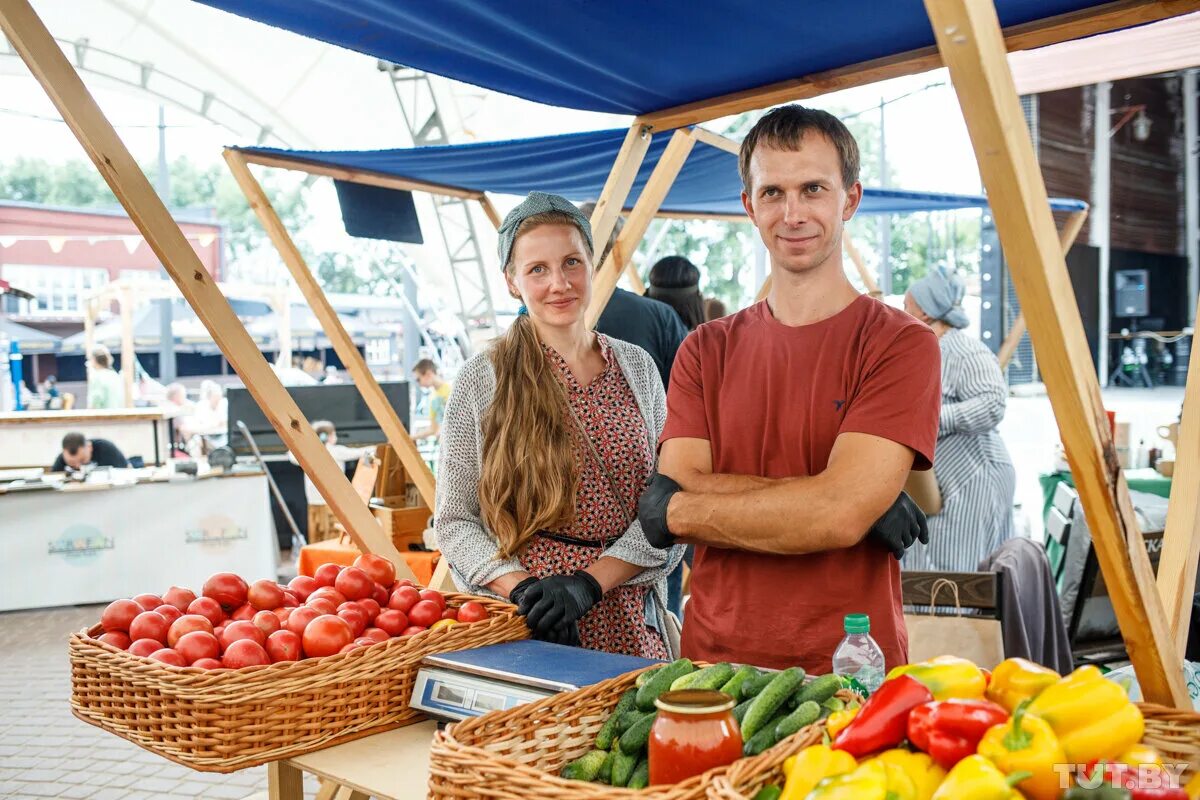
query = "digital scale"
xmin=411 ymin=640 xmax=659 ymax=722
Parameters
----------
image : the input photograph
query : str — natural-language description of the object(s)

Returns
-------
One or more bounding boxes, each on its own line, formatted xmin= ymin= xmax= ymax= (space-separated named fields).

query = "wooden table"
xmin=268 ymin=722 xmax=439 ymax=800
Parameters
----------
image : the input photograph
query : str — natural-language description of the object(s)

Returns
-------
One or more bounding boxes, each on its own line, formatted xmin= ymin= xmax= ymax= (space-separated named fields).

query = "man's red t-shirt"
xmin=661 ymin=295 xmax=940 ymax=673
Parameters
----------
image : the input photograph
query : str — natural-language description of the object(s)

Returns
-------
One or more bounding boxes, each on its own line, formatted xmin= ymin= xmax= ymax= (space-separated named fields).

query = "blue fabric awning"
xmin=234 ymin=130 xmax=1087 ymax=218
xmin=196 ymin=0 xmax=1127 ymax=116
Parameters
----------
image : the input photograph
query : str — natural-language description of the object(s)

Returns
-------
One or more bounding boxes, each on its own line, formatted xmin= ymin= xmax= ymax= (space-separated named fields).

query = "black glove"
xmin=638 ymin=472 xmax=682 ymax=549
xmin=868 ymin=491 xmax=929 ymax=560
xmin=517 ymin=572 xmax=603 ymax=639
xmin=508 ymin=576 xmax=540 ymax=610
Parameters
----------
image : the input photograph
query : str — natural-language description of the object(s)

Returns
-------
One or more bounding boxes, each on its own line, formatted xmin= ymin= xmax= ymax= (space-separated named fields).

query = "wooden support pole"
xmin=587 ymin=129 xmax=695 ymax=329
xmin=119 ymin=285 xmax=135 ymax=407
xmin=926 ymin=0 xmax=1187 ymax=706
xmin=1157 ymin=303 xmax=1200 ymax=655
xmin=236 ymin=149 xmax=483 ymax=201
xmin=275 ymin=287 xmax=293 ymax=369
xmin=0 ymin=0 xmax=405 ymax=568
xmin=998 ymin=208 xmax=1088 ymax=370
xmin=586 ymin=123 xmax=653 ymax=299
xmin=225 ymin=149 xmax=436 ymax=518
xmin=478 ymin=194 xmax=502 ymax=231
xmin=843 ymin=236 xmax=882 ymax=298
xmin=83 ymin=296 xmax=96 ymax=365
xmin=625 ymin=264 xmax=647 ymax=295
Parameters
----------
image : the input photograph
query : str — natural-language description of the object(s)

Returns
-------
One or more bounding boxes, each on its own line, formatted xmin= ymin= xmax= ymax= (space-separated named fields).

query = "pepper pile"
xmin=752 ymin=656 xmax=1189 ymax=800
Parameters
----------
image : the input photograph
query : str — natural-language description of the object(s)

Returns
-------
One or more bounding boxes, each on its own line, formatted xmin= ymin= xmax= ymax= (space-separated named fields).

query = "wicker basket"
xmin=70 ymin=593 xmax=526 ymax=772
xmin=428 ymin=667 xmax=847 ymax=799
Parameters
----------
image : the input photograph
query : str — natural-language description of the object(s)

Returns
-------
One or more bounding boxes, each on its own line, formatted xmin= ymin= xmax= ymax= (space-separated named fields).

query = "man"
xmin=638 ymin=106 xmax=940 ymax=673
xmin=52 ymin=432 xmax=128 ymax=472
xmin=86 ymin=346 xmax=124 ymax=409
xmin=411 ymin=358 xmax=452 ymax=442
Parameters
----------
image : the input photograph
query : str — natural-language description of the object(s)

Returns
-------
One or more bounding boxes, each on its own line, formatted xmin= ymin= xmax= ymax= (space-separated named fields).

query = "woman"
xmin=436 ymin=192 xmax=682 ymax=658
xmin=901 ymin=267 xmax=1016 ymax=572
xmin=646 ymin=256 xmax=706 ymax=331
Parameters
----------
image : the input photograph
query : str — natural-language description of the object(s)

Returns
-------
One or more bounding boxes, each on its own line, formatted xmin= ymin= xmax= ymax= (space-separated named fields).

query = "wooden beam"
xmin=587 ymin=129 xmax=695 ymax=329
xmin=587 ymin=123 xmax=653 ymax=290
xmin=225 ymin=149 xmax=436 ymax=529
xmin=0 ymin=0 xmax=405 ymax=567
xmin=691 ymin=127 xmax=742 ymax=155
xmin=639 ymin=0 xmax=1200 ymax=130
xmin=274 ymin=287 xmax=293 ymax=370
xmin=83 ymin=296 xmax=96 ymax=362
xmin=1157 ymin=300 xmax=1200 ymax=656
xmin=478 ymin=194 xmax=503 ymax=231
xmin=926 ymin=0 xmax=1187 ymax=706
xmin=650 ymin=209 xmax=749 ymax=223
xmin=843 ymin=235 xmax=882 ymax=298
xmin=234 ymin=149 xmax=484 ymax=201
xmin=625 ymin=264 xmax=647 ymax=294
xmin=119 ymin=285 xmax=134 ymax=407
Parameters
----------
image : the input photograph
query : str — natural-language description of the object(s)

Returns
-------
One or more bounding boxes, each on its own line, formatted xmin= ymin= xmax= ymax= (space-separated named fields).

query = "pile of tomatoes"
xmin=90 ymin=554 xmax=490 ymax=670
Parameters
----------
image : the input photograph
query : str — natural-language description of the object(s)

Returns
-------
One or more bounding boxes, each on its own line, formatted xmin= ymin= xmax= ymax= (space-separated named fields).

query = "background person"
xmin=411 ymin=358 xmax=452 ymax=442
xmin=85 ymin=346 xmax=124 ymax=409
xmin=436 ymin=192 xmax=682 ymax=658
xmin=51 ymin=431 xmax=128 ymax=472
xmin=646 ymin=256 xmax=706 ymax=331
xmin=901 ymin=267 xmax=1016 ymax=572
xmin=704 ymin=297 xmax=728 ymax=322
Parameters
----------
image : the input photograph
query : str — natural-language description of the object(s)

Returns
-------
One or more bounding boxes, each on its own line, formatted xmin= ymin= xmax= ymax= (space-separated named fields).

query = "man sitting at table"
xmin=51 ymin=432 xmax=129 ymax=472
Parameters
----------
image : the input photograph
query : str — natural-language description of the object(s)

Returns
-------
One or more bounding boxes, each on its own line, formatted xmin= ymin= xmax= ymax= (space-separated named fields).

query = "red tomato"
xmin=186 ymin=596 xmax=224 ymax=627
xmin=154 ymin=604 xmax=182 ymax=625
xmin=203 ymin=572 xmax=249 ymax=610
xmin=129 ymin=610 xmax=171 ymax=644
xmin=128 ymin=638 xmax=163 ymax=657
xmin=360 ymin=627 xmax=389 ymax=644
xmin=400 ymin=626 xmax=426 ymax=636
xmin=230 ymin=603 xmax=256 ymax=621
xmin=168 ymin=615 xmax=214 ymax=647
xmin=132 ymin=593 xmax=163 ymax=610
xmin=273 ymin=608 xmax=293 ymax=625
xmin=191 ymin=658 xmax=224 ymax=670
xmin=408 ymin=600 xmax=442 ymax=628
xmin=149 ymin=648 xmax=188 ymax=667
xmin=334 ymin=567 xmax=373 ymax=601
xmin=339 ymin=642 xmax=363 ymax=654
xmin=337 ymin=602 xmax=368 ymax=627
xmin=98 ymin=631 xmax=131 ymax=650
xmin=281 ymin=591 xmax=299 ymax=608
xmin=393 ymin=579 xmax=416 ymax=589
xmin=101 ymin=599 xmax=143 ymax=633
xmin=308 ymin=587 xmax=347 ymax=607
xmin=313 ymin=563 xmax=342 ymax=588
xmin=302 ymin=615 xmax=353 ymax=658
xmin=353 ymin=636 xmax=379 ymax=648
xmin=247 ymin=579 xmax=284 ymax=611
xmin=265 ymin=630 xmax=302 ymax=663
xmin=353 ymin=553 xmax=397 ymax=587
xmin=222 ymin=639 xmax=270 ymax=669
xmin=175 ymin=631 xmax=220 ymax=664
xmin=287 ymin=575 xmax=318 ymax=601
xmin=371 ymin=582 xmax=389 ymax=607
xmin=306 ymin=598 xmax=337 ymax=616
xmin=357 ymin=598 xmax=381 ymax=621
xmin=285 ymin=606 xmax=321 ymax=637
xmin=418 ymin=589 xmax=446 ymax=611
xmin=337 ymin=610 xmax=367 ymax=637
xmin=374 ymin=609 xmax=409 ymax=636
xmin=162 ymin=586 xmax=197 ymax=612
xmin=220 ymin=620 xmax=266 ymax=651
xmin=251 ymin=610 xmax=281 ymax=638
xmin=440 ymin=608 xmax=459 ymax=622
xmin=388 ymin=586 xmax=421 ymax=614
xmin=457 ymin=601 xmax=489 ymax=624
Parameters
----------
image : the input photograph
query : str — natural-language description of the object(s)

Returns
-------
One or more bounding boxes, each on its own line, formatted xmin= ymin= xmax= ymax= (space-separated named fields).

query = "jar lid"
xmin=654 ymin=689 xmax=736 ymax=715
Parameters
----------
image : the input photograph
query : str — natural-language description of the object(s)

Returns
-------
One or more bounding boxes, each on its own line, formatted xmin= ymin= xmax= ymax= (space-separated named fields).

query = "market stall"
xmin=0 ymin=407 xmax=169 ymax=469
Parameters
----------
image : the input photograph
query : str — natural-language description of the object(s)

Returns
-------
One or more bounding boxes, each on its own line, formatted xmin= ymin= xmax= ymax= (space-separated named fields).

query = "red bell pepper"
xmin=1085 ymin=762 xmax=1189 ymax=800
xmin=906 ymin=698 xmax=1011 ymax=770
xmin=832 ymin=674 xmax=933 ymax=758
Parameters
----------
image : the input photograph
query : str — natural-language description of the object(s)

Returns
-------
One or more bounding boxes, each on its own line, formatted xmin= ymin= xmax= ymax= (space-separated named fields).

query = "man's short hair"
xmin=412 ymin=358 xmax=439 ymax=375
xmin=91 ymin=347 xmax=112 ymax=370
xmin=738 ymin=105 xmax=861 ymax=193
xmin=62 ymin=432 xmax=86 ymax=454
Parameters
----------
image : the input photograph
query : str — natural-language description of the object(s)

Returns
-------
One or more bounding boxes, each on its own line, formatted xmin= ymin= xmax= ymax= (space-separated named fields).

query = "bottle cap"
xmin=844 ymin=613 xmax=870 ymax=634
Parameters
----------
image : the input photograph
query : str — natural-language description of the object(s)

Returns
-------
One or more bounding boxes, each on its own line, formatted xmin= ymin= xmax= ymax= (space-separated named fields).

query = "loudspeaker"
xmin=1113 ymin=269 xmax=1149 ymax=318
xmin=334 ymin=180 xmax=424 ymax=244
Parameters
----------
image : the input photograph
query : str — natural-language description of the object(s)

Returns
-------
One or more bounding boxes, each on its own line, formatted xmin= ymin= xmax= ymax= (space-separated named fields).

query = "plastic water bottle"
xmin=831 ymin=613 xmax=886 ymax=695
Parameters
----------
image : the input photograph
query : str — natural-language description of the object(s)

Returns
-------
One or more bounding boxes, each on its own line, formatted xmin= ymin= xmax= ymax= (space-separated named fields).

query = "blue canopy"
xmin=233 ymin=130 xmax=1087 ymax=218
xmin=196 ymin=1 xmax=1130 ymax=115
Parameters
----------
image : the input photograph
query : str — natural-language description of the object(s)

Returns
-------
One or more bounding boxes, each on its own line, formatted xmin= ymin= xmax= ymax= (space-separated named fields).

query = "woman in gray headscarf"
xmin=901 ymin=267 xmax=1016 ymax=572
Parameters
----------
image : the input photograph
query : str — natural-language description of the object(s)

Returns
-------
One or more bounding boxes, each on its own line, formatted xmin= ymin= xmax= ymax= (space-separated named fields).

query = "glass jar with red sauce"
xmin=648 ymin=689 xmax=743 ymax=785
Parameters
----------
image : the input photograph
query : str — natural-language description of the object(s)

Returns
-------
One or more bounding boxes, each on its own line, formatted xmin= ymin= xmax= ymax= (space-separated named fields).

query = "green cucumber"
xmin=821 ymin=696 xmax=845 ymax=713
xmin=796 ymin=674 xmax=842 ymax=706
xmin=732 ymin=698 xmax=754 ymax=724
xmin=743 ymin=711 xmax=788 ymax=756
xmin=596 ymin=750 xmax=614 ymax=784
xmin=671 ymin=662 xmax=734 ymax=691
xmin=561 ymin=749 xmax=608 ymax=781
xmin=617 ymin=709 xmax=644 ymax=735
xmin=628 ymin=757 xmax=650 ymax=789
xmin=620 ymin=711 xmax=657 ymax=754
xmin=719 ymin=665 xmax=760 ymax=700
xmin=611 ymin=743 xmax=639 ymax=787
xmin=752 ymin=786 xmax=783 ymax=800
xmin=635 ymin=667 xmax=661 ymax=688
xmin=635 ymin=658 xmax=694 ymax=711
xmin=774 ymin=700 xmax=821 ymax=740
xmin=741 ymin=667 xmax=806 ymax=741
xmin=739 ymin=671 xmax=777 ymax=702
xmin=595 ymin=689 xmax=637 ymax=750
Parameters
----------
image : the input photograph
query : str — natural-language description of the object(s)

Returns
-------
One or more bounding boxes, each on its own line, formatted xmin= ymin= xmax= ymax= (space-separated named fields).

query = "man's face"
xmin=414 ymin=371 xmax=436 ymax=389
xmin=62 ymin=442 xmax=92 ymax=469
xmin=741 ymin=134 xmax=862 ymax=277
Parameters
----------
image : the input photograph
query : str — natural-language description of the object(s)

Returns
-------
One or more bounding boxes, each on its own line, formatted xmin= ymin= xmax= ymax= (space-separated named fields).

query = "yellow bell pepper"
xmin=977 ymin=699 xmax=1067 ymax=800
xmin=986 ymin=658 xmax=1061 ymax=713
xmin=824 ymin=707 xmax=858 ymax=739
xmin=1026 ymin=665 xmax=1144 ymax=763
xmin=1114 ymin=743 xmax=1164 ymax=768
xmin=779 ymin=744 xmax=857 ymax=800
xmin=1186 ymin=771 xmax=1200 ymax=800
xmin=803 ymin=759 xmax=889 ymax=800
xmin=876 ymin=748 xmax=947 ymax=800
xmin=931 ymin=754 xmax=1029 ymax=800
xmin=887 ymin=656 xmax=987 ymax=700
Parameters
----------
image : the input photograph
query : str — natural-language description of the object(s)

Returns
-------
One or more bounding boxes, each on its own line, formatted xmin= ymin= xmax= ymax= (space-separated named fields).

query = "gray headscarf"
xmin=497 ymin=191 xmax=594 ymax=270
xmin=909 ymin=266 xmax=970 ymax=329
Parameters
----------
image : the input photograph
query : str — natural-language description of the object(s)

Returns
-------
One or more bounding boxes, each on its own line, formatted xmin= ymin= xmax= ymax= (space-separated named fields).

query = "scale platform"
xmin=412 ymin=640 xmax=659 ymax=722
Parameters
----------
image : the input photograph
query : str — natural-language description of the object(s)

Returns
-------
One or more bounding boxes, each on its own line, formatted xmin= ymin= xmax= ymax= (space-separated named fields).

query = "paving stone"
xmin=55 ymin=783 xmax=101 ymax=799
xmin=4 ymin=782 xmax=65 ymax=798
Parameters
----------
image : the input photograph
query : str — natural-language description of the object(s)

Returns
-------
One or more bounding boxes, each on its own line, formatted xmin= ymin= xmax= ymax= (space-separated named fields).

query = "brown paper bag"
xmin=904 ymin=578 xmax=1005 ymax=668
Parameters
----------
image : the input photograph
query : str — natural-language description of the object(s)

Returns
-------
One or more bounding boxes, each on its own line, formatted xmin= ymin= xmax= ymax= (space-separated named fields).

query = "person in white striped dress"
xmin=901 ymin=267 xmax=1016 ymax=572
